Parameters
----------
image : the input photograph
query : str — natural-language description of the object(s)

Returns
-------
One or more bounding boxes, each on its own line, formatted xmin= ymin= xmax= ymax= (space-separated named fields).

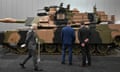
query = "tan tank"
xmin=0 ymin=3 xmax=119 ymax=55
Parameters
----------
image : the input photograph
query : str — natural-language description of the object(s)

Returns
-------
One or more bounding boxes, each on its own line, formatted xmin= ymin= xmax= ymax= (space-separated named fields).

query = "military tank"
xmin=0 ymin=3 xmax=119 ymax=55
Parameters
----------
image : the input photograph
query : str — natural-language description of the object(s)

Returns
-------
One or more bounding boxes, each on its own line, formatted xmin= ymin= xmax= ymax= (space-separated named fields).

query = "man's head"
xmin=67 ymin=20 xmax=72 ymax=26
xmin=85 ymin=25 xmax=89 ymax=28
xmin=80 ymin=23 xmax=89 ymax=29
xmin=80 ymin=23 xmax=85 ymax=28
xmin=30 ymin=23 xmax=38 ymax=30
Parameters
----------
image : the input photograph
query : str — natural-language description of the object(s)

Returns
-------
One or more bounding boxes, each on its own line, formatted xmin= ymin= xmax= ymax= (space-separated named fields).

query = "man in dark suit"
xmin=19 ymin=23 xmax=43 ymax=71
xmin=78 ymin=24 xmax=91 ymax=67
xmin=61 ymin=21 xmax=75 ymax=65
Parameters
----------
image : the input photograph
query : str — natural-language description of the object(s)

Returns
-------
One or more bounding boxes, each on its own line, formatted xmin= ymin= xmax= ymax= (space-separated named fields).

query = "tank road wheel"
xmin=73 ymin=44 xmax=80 ymax=55
xmin=37 ymin=44 xmax=44 ymax=53
xmin=58 ymin=44 xmax=69 ymax=54
xmin=45 ymin=44 xmax=56 ymax=54
xmin=97 ymin=44 xmax=108 ymax=55
xmin=57 ymin=44 xmax=62 ymax=53
xmin=89 ymin=44 xmax=96 ymax=55
xmin=17 ymin=47 xmax=27 ymax=54
xmin=116 ymin=46 xmax=120 ymax=51
xmin=113 ymin=36 xmax=120 ymax=50
xmin=114 ymin=36 xmax=120 ymax=43
xmin=8 ymin=43 xmax=19 ymax=54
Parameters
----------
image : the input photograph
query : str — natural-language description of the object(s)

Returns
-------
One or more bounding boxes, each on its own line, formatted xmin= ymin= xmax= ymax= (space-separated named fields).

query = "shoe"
xmin=69 ymin=63 xmax=72 ymax=65
xmin=81 ymin=64 xmax=86 ymax=67
xmin=61 ymin=62 xmax=65 ymax=64
xmin=88 ymin=64 xmax=91 ymax=66
xmin=34 ymin=68 xmax=43 ymax=71
xmin=19 ymin=63 xmax=26 ymax=69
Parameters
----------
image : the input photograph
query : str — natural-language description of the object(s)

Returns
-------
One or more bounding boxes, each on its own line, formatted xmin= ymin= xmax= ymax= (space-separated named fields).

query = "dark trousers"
xmin=22 ymin=49 xmax=38 ymax=68
xmin=81 ymin=44 xmax=91 ymax=66
xmin=62 ymin=44 xmax=72 ymax=64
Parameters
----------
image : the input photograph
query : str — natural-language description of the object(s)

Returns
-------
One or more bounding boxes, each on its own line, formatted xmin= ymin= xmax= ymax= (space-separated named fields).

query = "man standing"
xmin=19 ymin=23 xmax=43 ymax=71
xmin=78 ymin=24 xmax=91 ymax=67
xmin=61 ymin=21 xmax=75 ymax=65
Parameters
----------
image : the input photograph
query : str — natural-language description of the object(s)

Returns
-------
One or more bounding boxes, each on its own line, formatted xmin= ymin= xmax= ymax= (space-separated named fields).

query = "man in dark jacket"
xmin=78 ymin=24 xmax=91 ymax=67
xmin=20 ymin=23 xmax=43 ymax=71
xmin=61 ymin=21 xmax=75 ymax=65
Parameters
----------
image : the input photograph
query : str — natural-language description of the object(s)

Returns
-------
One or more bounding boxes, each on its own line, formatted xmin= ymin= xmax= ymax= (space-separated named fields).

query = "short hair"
xmin=31 ymin=23 xmax=37 ymax=27
xmin=30 ymin=23 xmax=38 ymax=29
xmin=68 ymin=20 xmax=72 ymax=24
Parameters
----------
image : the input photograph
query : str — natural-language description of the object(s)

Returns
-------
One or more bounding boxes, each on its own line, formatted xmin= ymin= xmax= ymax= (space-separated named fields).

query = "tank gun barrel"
xmin=0 ymin=18 xmax=25 ymax=23
xmin=37 ymin=6 xmax=59 ymax=12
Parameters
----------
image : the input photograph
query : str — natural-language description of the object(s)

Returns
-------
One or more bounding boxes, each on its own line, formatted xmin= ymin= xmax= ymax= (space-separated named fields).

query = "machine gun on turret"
xmin=37 ymin=6 xmax=59 ymax=16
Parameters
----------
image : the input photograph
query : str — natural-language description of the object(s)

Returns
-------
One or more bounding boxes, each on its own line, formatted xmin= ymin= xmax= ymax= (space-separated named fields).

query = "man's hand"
xmin=37 ymin=58 xmax=41 ymax=63
xmin=21 ymin=44 xmax=26 ymax=48
xmin=84 ymin=38 xmax=89 ymax=43
xmin=81 ymin=43 xmax=85 ymax=47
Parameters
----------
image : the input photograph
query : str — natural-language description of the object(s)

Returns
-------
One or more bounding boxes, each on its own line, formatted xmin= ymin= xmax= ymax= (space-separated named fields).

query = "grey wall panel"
xmin=0 ymin=0 xmax=2 ymax=17
xmin=6 ymin=0 xmax=12 ymax=17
